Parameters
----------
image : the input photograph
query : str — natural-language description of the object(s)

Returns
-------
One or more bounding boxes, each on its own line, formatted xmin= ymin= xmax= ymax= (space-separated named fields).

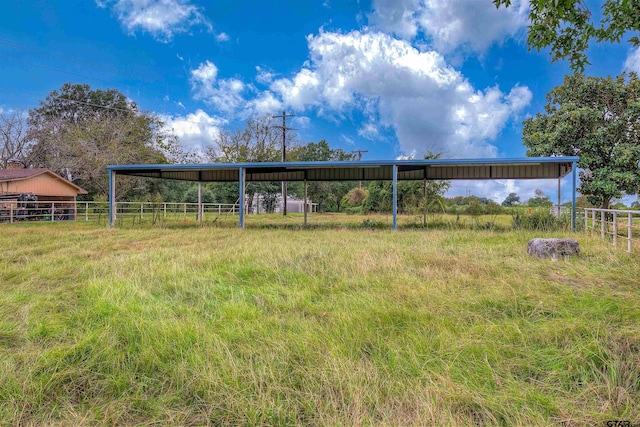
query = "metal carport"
xmin=107 ymin=156 xmax=579 ymax=230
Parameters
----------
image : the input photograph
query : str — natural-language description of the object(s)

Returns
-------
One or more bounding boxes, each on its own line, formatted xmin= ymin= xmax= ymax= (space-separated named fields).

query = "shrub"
xmin=343 ymin=188 xmax=368 ymax=205
xmin=341 ymin=188 xmax=369 ymax=212
xmin=512 ymin=210 xmax=560 ymax=231
xmin=359 ymin=219 xmax=386 ymax=229
xmin=343 ymin=206 xmax=365 ymax=215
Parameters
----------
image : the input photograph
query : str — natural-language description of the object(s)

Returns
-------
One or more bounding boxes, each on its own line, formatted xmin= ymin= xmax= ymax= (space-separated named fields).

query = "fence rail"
xmin=4 ymin=202 xmax=637 ymax=249
xmin=583 ymin=208 xmax=640 ymax=253
xmin=0 ymin=201 xmax=242 ymax=224
xmin=0 ymin=201 xmax=77 ymax=223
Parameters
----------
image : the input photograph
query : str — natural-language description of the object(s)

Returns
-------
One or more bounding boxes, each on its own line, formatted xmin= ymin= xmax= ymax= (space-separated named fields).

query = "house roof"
xmin=0 ymin=168 xmax=49 ymax=180
xmin=0 ymin=168 xmax=88 ymax=194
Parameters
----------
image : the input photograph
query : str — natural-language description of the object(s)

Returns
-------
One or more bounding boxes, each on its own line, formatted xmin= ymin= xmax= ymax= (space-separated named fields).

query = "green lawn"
xmin=1 ymin=217 xmax=639 ymax=426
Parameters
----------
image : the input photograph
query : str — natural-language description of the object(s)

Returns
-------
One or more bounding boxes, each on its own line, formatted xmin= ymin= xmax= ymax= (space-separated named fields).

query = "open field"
xmin=106 ymin=211 xmax=529 ymax=231
xmin=1 ymin=216 xmax=639 ymax=426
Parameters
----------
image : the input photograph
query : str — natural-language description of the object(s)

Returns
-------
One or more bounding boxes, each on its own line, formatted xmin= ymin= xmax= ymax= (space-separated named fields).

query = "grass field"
xmin=1 ymin=215 xmax=639 ymax=426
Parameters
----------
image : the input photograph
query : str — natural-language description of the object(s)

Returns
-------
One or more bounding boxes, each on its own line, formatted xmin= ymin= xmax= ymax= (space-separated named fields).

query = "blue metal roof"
xmin=107 ymin=156 xmax=578 ymax=182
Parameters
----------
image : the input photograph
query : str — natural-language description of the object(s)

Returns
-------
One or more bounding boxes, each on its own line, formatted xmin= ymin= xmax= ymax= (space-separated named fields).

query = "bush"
xmin=343 ymin=206 xmax=365 ymax=215
xmin=359 ymin=219 xmax=386 ymax=229
xmin=512 ymin=210 xmax=560 ymax=231
xmin=181 ymin=186 xmax=215 ymax=204
xmin=341 ymin=188 xmax=369 ymax=211
xmin=342 ymin=187 xmax=369 ymax=207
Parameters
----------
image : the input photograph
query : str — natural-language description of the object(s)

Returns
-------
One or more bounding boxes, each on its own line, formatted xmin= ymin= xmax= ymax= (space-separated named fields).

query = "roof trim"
xmin=107 ymin=157 xmax=579 ymax=182
xmin=108 ymin=157 xmax=579 ymax=172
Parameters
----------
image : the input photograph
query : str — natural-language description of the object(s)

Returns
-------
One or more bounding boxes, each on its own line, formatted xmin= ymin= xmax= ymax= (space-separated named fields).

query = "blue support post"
xmin=392 ymin=164 xmax=397 ymax=230
xmin=108 ymin=169 xmax=115 ymax=227
xmin=571 ymin=161 xmax=577 ymax=231
xmin=239 ymin=167 xmax=245 ymax=229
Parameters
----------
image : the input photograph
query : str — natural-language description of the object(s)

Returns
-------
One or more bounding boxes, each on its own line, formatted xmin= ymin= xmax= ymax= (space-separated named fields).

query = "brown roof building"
xmin=0 ymin=168 xmax=88 ymax=202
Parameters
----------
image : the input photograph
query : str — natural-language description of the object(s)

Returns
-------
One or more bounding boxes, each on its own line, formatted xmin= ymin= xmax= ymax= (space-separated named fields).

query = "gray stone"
xmin=527 ymin=238 xmax=580 ymax=260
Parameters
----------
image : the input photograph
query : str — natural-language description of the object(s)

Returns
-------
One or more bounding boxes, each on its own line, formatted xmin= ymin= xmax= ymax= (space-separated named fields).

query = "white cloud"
xmin=396 ymin=151 xmax=416 ymax=160
xmin=190 ymin=61 xmax=248 ymax=114
xmin=191 ymin=60 xmax=218 ymax=87
xmin=246 ymin=91 xmax=283 ymax=116
xmin=358 ymin=122 xmax=380 ymax=140
xmin=292 ymin=116 xmax=311 ymax=128
xmin=206 ymin=79 xmax=245 ymax=114
xmin=270 ymin=68 xmax=323 ymax=111
xmin=97 ymin=0 xmax=212 ymax=41
xmin=215 ymin=32 xmax=230 ymax=42
xmin=341 ymin=134 xmax=356 ymax=146
xmin=268 ymin=30 xmax=531 ymax=158
xmin=162 ymin=109 xmax=224 ymax=151
xmin=190 ymin=61 xmax=283 ymax=117
xmin=185 ymin=32 xmax=530 ymax=158
xmin=368 ymin=0 xmax=529 ymax=53
xmin=624 ymin=48 xmax=640 ymax=73
xmin=255 ymin=66 xmax=276 ymax=85
xmin=368 ymin=0 xmax=421 ymax=40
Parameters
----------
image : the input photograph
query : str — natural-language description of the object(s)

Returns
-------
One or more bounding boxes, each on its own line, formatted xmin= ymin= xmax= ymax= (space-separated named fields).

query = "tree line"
xmin=2 ymin=70 xmax=640 ymax=210
xmin=1 ymin=83 xmax=187 ymax=200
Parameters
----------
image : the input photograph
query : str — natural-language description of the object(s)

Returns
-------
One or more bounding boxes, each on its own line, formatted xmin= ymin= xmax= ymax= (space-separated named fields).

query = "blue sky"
xmin=1 ymin=0 xmax=639 ymax=203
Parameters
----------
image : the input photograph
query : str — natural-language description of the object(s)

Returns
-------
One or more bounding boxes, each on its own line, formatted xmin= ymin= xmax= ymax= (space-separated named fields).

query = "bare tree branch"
xmin=0 ymin=110 xmax=33 ymax=169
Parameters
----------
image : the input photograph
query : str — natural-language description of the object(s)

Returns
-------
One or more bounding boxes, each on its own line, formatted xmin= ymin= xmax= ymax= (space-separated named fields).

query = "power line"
xmin=352 ymin=149 xmax=368 ymax=161
xmin=0 ymin=37 xmax=172 ymax=111
xmin=352 ymin=149 xmax=368 ymax=188
xmin=272 ymin=111 xmax=295 ymax=216
xmin=0 ymin=37 xmax=259 ymax=140
xmin=0 ymin=37 xmax=121 ymax=74
xmin=0 ymin=54 xmax=110 ymax=85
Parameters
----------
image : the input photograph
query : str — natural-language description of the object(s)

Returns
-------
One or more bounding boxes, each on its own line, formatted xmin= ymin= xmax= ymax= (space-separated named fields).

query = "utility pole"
xmin=352 ymin=149 xmax=368 ymax=188
xmin=273 ymin=111 xmax=295 ymax=215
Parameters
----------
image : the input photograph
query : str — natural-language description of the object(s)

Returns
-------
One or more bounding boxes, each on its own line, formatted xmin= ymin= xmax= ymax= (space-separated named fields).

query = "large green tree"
xmin=501 ymin=192 xmax=521 ymax=207
xmin=523 ymin=72 xmax=640 ymax=208
xmin=28 ymin=83 xmax=179 ymax=199
xmin=494 ymin=0 xmax=640 ymax=72
xmin=527 ymin=189 xmax=553 ymax=207
xmin=287 ymin=140 xmax=356 ymax=212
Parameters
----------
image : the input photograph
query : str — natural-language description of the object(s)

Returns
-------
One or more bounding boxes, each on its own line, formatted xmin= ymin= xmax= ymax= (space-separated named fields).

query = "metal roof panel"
xmin=108 ymin=157 xmax=578 ymax=182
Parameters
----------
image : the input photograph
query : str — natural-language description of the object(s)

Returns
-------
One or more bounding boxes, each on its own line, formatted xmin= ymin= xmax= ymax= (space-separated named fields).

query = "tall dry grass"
xmin=0 ymin=218 xmax=639 ymax=426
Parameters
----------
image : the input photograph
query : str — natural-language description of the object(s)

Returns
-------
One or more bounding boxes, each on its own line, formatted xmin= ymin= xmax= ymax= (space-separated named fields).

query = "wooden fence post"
xmin=612 ymin=212 xmax=617 ymax=247
xmin=629 ymin=213 xmax=633 ymax=253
